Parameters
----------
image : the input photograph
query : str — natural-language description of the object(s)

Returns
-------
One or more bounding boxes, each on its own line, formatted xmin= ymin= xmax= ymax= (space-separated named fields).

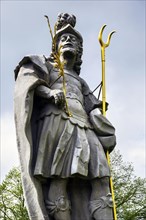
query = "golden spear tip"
xmin=44 ymin=15 xmax=48 ymax=19
xmin=98 ymin=25 xmax=116 ymax=48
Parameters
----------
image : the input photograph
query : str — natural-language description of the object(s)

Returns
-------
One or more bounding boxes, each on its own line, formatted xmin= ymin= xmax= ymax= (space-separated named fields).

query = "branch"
xmin=117 ymin=185 xmax=139 ymax=208
xmin=0 ymin=208 xmax=13 ymax=220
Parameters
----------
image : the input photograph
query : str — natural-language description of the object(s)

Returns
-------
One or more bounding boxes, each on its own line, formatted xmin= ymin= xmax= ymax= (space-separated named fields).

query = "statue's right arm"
xmin=35 ymin=85 xmax=52 ymax=99
xmin=14 ymin=55 xmax=65 ymax=106
xmin=35 ymin=85 xmax=65 ymax=106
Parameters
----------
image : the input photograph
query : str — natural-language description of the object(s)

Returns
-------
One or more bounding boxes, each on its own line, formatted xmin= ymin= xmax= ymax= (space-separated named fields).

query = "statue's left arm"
xmin=80 ymin=78 xmax=116 ymax=153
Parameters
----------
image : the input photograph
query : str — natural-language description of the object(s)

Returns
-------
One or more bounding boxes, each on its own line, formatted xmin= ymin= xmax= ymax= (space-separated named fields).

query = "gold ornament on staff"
xmin=44 ymin=15 xmax=72 ymax=117
xmin=98 ymin=24 xmax=117 ymax=220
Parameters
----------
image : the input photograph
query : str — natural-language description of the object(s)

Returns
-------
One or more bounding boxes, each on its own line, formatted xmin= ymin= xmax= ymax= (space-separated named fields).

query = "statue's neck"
xmin=63 ymin=61 xmax=74 ymax=70
xmin=60 ymin=52 xmax=76 ymax=71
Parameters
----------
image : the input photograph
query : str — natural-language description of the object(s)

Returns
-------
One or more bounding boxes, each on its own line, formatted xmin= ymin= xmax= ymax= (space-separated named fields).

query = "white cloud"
xmin=117 ymin=140 xmax=145 ymax=178
xmin=1 ymin=113 xmax=19 ymax=182
xmin=1 ymin=0 xmax=145 ymax=181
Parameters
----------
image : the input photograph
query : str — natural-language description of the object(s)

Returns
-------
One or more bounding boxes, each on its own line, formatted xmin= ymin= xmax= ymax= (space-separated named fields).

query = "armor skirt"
xmin=33 ymin=112 xmax=110 ymax=180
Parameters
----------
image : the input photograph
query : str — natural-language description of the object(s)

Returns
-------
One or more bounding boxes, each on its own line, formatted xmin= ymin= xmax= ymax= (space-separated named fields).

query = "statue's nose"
xmin=66 ymin=36 xmax=71 ymax=42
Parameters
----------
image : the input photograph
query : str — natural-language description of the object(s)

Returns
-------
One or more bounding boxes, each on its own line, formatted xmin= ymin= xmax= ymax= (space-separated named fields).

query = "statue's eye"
xmin=71 ymin=37 xmax=76 ymax=42
xmin=61 ymin=36 xmax=67 ymax=42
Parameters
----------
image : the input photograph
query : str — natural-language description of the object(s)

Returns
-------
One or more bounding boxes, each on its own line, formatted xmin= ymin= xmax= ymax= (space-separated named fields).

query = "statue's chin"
xmin=62 ymin=49 xmax=76 ymax=60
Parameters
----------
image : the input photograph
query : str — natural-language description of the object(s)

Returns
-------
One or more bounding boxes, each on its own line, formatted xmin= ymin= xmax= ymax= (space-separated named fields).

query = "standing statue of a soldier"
xmin=14 ymin=13 xmax=116 ymax=220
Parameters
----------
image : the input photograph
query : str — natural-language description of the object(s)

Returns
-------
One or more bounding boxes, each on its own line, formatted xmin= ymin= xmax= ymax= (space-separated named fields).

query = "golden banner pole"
xmin=98 ymin=25 xmax=117 ymax=220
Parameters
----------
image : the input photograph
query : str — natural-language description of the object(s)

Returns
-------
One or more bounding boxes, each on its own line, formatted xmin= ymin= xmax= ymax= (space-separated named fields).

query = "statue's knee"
xmin=89 ymin=193 xmax=113 ymax=220
xmin=45 ymin=195 xmax=71 ymax=217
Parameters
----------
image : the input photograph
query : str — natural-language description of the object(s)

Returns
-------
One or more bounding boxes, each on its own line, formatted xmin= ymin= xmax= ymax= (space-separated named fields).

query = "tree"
xmin=0 ymin=167 xmax=29 ymax=220
xmin=0 ymin=151 xmax=146 ymax=219
xmin=111 ymin=150 xmax=146 ymax=220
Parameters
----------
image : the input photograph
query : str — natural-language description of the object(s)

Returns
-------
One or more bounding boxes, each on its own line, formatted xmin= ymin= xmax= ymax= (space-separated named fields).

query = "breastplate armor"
xmin=40 ymin=68 xmax=93 ymax=128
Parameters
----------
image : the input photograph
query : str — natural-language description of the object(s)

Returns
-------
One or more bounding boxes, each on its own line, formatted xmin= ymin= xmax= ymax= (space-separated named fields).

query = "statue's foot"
xmin=92 ymin=209 xmax=113 ymax=220
xmin=53 ymin=210 xmax=71 ymax=220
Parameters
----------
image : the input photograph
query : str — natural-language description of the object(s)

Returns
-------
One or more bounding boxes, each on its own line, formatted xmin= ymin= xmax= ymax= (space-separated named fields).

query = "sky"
xmin=1 ymin=0 xmax=145 ymax=182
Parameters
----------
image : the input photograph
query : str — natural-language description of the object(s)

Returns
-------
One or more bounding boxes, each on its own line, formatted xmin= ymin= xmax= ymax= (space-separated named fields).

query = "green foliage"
xmin=0 ymin=151 xmax=145 ymax=220
xmin=111 ymin=150 xmax=146 ymax=220
xmin=0 ymin=167 xmax=29 ymax=220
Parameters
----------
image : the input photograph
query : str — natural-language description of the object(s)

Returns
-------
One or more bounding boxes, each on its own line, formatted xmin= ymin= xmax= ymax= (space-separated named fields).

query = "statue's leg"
xmin=89 ymin=177 xmax=113 ymax=220
xmin=45 ymin=178 xmax=71 ymax=220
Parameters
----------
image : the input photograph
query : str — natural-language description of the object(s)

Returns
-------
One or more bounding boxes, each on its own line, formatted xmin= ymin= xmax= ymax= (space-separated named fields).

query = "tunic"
xmin=33 ymin=68 xmax=111 ymax=180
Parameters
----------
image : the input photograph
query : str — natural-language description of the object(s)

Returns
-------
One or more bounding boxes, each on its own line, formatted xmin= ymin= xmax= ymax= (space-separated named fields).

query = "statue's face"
xmin=57 ymin=33 xmax=79 ymax=59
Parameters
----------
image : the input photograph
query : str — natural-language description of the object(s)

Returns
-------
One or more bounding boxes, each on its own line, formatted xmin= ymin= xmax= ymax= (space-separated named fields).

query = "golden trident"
xmin=98 ymin=25 xmax=117 ymax=220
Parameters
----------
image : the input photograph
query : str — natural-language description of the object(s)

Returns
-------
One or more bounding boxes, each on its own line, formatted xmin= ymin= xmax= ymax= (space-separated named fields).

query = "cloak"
xmin=14 ymin=55 xmax=51 ymax=220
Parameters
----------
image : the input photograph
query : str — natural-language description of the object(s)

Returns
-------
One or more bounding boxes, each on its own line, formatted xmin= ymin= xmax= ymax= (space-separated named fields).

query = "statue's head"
xmin=49 ymin=13 xmax=83 ymax=75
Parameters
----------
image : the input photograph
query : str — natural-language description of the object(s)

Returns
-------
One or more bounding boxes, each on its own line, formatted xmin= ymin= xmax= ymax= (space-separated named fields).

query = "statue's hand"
xmin=50 ymin=89 xmax=65 ymax=107
xmin=98 ymin=135 xmax=116 ymax=153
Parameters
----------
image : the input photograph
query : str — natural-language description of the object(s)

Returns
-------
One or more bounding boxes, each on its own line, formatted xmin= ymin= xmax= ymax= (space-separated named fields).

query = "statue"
xmin=14 ymin=13 xmax=116 ymax=220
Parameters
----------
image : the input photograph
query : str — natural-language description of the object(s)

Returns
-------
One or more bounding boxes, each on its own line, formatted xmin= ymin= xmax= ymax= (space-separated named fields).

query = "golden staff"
xmin=98 ymin=24 xmax=117 ymax=220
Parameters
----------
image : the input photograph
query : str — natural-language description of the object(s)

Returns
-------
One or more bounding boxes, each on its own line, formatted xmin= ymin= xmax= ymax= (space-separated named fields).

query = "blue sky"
xmin=1 ymin=0 xmax=145 ymax=181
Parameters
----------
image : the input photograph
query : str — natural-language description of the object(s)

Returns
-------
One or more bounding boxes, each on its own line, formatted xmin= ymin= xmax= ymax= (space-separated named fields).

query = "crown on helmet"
xmin=54 ymin=13 xmax=83 ymax=42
